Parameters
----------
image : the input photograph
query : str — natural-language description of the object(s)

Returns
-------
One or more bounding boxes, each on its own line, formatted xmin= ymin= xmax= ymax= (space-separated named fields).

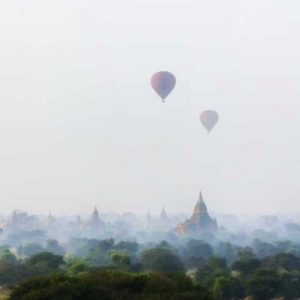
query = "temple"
xmin=87 ymin=207 xmax=105 ymax=229
xmin=176 ymin=191 xmax=217 ymax=235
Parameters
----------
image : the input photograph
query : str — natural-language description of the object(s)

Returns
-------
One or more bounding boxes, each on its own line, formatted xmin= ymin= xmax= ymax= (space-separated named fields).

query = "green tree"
xmin=208 ymin=256 xmax=227 ymax=270
xmin=0 ymin=261 xmax=19 ymax=285
xmin=18 ymin=243 xmax=44 ymax=257
xmin=114 ymin=241 xmax=139 ymax=253
xmin=45 ymin=239 xmax=65 ymax=256
xmin=213 ymin=276 xmax=232 ymax=300
xmin=195 ymin=256 xmax=229 ymax=288
xmin=280 ymin=271 xmax=300 ymax=299
xmin=10 ymin=271 xmax=213 ymax=300
xmin=215 ymin=242 xmax=235 ymax=264
xmin=212 ymin=276 xmax=244 ymax=300
xmin=186 ymin=239 xmax=213 ymax=259
xmin=86 ymin=239 xmax=115 ymax=266
xmin=262 ymin=253 xmax=300 ymax=271
xmin=64 ymin=256 xmax=90 ymax=275
xmin=247 ymin=269 xmax=280 ymax=300
xmin=184 ymin=239 xmax=213 ymax=269
xmin=231 ymin=256 xmax=261 ymax=276
xmin=110 ymin=252 xmax=131 ymax=271
xmin=10 ymin=274 xmax=112 ymax=300
xmin=0 ymin=249 xmax=17 ymax=265
xmin=141 ymin=247 xmax=184 ymax=273
xmin=28 ymin=252 xmax=64 ymax=271
xmin=252 ymin=239 xmax=277 ymax=258
xmin=0 ymin=248 xmax=19 ymax=285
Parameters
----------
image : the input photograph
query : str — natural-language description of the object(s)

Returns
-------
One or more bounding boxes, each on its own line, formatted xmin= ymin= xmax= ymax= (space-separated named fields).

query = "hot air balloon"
xmin=151 ymin=71 xmax=176 ymax=102
xmin=200 ymin=110 xmax=219 ymax=133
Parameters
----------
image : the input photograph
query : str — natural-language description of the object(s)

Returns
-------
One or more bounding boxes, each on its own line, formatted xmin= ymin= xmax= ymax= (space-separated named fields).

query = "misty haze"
xmin=1 ymin=1 xmax=300 ymax=299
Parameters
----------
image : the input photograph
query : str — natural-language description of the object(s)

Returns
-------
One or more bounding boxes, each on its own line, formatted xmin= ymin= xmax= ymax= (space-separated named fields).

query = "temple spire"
xmin=160 ymin=207 xmax=167 ymax=220
xmin=198 ymin=191 xmax=204 ymax=203
xmin=197 ymin=191 xmax=207 ymax=211
xmin=88 ymin=206 xmax=104 ymax=228
xmin=91 ymin=207 xmax=100 ymax=223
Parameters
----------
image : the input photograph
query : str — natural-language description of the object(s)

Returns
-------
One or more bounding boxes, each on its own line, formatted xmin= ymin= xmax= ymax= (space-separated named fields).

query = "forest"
xmin=0 ymin=238 xmax=300 ymax=299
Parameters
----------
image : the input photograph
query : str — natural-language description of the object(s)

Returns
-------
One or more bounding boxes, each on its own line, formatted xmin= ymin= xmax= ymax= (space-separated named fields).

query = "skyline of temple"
xmin=0 ymin=191 xmax=218 ymax=238
xmin=176 ymin=191 xmax=218 ymax=236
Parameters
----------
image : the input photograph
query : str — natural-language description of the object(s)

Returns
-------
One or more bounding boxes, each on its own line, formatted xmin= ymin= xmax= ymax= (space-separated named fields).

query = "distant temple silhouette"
xmin=144 ymin=207 xmax=171 ymax=232
xmin=176 ymin=191 xmax=217 ymax=235
xmin=87 ymin=207 xmax=105 ymax=229
xmin=159 ymin=207 xmax=168 ymax=223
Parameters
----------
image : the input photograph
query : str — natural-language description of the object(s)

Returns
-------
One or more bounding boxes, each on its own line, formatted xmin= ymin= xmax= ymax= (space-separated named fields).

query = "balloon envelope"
xmin=200 ymin=110 xmax=219 ymax=132
xmin=151 ymin=71 xmax=176 ymax=101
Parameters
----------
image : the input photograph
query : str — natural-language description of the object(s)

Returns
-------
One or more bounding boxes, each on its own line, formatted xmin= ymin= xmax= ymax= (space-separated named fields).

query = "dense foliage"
xmin=2 ymin=238 xmax=300 ymax=299
xmin=10 ymin=272 xmax=212 ymax=300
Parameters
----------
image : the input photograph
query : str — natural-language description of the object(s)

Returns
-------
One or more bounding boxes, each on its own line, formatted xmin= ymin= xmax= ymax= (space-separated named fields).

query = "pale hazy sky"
xmin=0 ymin=0 xmax=300 ymax=215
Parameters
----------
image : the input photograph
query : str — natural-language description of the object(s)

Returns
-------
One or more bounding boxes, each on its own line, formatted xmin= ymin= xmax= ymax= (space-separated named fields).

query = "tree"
xmin=0 ymin=248 xmax=19 ymax=285
xmin=28 ymin=252 xmax=64 ymax=271
xmin=236 ymin=247 xmax=256 ymax=260
xmin=45 ymin=239 xmax=65 ymax=256
xmin=141 ymin=247 xmax=184 ymax=273
xmin=195 ymin=257 xmax=229 ymax=288
xmin=86 ymin=239 xmax=115 ymax=266
xmin=10 ymin=271 xmax=213 ymax=300
xmin=231 ymin=256 xmax=261 ymax=276
xmin=64 ymin=256 xmax=90 ymax=275
xmin=183 ymin=239 xmax=213 ymax=269
xmin=186 ymin=239 xmax=213 ymax=259
xmin=18 ymin=243 xmax=44 ymax=257
xmin=0 ymin=249 xmax=17 ymax=265
xmin=247 ymin=269 xmax=280 ymax=300
xmin=10 ymin=274 xmax=112 ymax=300
xmin=252 ymin=239 xmax=277 ymax=258
xmin=262 ymin=253 xmax=300 ymax=271
xmin=280 ymin=271 xmax=300 ymax=299
xmin=114 ymin=241 xmax=139 ymax=254
xmin=207 ymin=256 xmax=227 ymax=270
xmin=212 ymin=276 xmax=245 ymax=300
xmin=110 ymin=252 xmax=131 ymax=271
xmin=213 ymin=276 xmax=232 ymax=300
xmin=88 ymin=238 xmax=115 ymax=253
xmin=0 ymin=261 xmax=19 ymax=285
xmin=215 ymin=242 xmax=235 ymax=264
